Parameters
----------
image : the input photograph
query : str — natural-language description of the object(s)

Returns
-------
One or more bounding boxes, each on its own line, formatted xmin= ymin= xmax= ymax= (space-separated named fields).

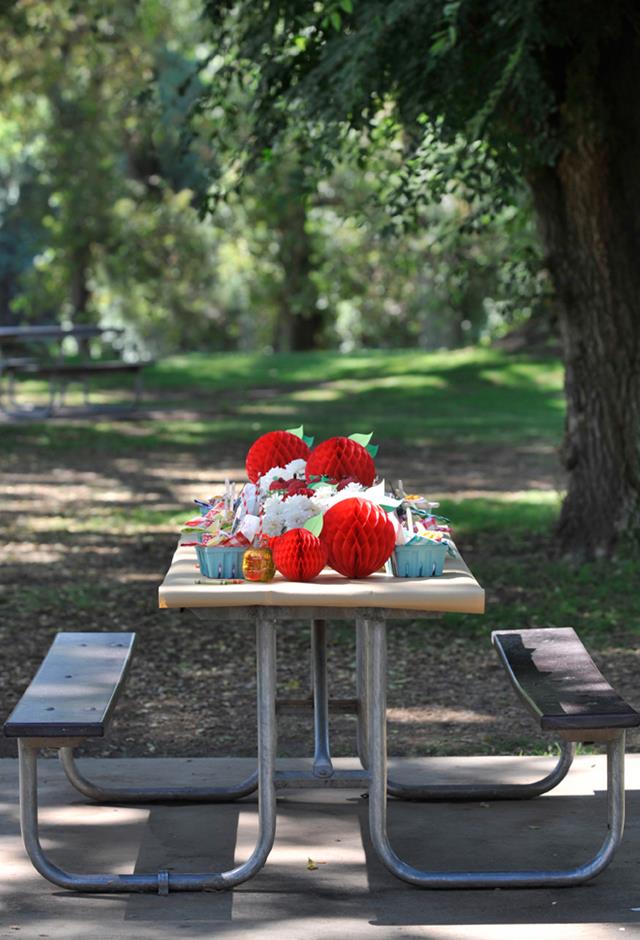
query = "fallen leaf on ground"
xmin=307 ymin=857 xmax=327 ymax=870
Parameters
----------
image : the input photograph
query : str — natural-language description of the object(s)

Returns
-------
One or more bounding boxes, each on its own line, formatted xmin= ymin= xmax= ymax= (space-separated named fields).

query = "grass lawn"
xmin=2 ymin=346 xmax=639 ymax=758
xmin=2 ymin=346 xmax=564 ymax=451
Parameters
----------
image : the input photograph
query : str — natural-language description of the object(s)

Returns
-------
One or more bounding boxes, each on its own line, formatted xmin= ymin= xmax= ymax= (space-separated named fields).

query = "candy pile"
xmin=394 ymin=488 xmax=455 ymax=552
xmin=181 ymin=426 xmax=455 ymax=582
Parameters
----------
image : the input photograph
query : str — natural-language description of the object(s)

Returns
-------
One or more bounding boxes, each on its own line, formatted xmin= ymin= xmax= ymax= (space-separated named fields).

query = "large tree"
xmin=202 ymin=0 xmax=640 ymax=560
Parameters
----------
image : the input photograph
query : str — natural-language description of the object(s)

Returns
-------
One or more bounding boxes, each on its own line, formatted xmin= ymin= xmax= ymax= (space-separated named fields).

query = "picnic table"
xmin=152 ymin=544 xmax=624 ymax=889
xmin=6 ymin=540 xmax=638 ymax=893
xmin=0 ymin=323 xmax=151 ymax=416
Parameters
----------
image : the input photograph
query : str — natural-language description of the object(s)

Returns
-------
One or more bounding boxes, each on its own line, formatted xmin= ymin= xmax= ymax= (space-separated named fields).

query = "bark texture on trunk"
xmin=529 ymin=33 xmax=640 ymax=558
xmin=274 ymin=181 xmax=323 ymax=352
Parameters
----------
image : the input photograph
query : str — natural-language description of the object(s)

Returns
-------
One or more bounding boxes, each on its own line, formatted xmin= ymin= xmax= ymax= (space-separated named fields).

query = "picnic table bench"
xmin=4 ymin=616 xmax=639 ymax=893
xmin=0 ymin=324 xmax=152 ymax=416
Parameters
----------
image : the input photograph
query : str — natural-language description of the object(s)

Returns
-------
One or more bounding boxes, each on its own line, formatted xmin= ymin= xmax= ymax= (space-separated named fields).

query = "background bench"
xmin=0 ymin=324 xmax=153 ymax=416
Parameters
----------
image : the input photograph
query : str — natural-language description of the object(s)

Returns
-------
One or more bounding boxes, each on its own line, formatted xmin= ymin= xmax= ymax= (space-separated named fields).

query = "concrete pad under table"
xmin=1 ymin=755 xmax=640 ymax=940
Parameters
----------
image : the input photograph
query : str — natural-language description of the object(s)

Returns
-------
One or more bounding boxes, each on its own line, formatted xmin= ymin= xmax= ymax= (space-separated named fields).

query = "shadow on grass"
xmin=0 ymin=348 xmax=565 ymax=454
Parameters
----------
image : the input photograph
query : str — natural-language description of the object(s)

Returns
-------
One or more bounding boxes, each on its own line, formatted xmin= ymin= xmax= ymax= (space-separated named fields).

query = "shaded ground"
xmin=1 ymin=349 xmax=639 ymax=760
xmin=1 ymin=438 xmax=639 ymax=762
xmin=4 ymin=755 xmax=640 ymax=938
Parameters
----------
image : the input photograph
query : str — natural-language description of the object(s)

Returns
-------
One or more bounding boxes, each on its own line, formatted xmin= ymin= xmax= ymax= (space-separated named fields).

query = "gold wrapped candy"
xmin=242 ymin=547 xmax=276 ymax=582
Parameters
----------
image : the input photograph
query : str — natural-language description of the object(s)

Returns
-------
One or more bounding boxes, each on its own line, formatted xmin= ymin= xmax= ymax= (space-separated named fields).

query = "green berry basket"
xmin=195 ymin=544 xmax=246 ymax=579
xmin=390 ymin=541 xmax=447 ymax=578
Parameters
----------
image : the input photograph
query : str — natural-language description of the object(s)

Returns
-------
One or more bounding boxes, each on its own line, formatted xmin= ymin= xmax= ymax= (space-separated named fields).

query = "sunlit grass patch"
xmin=1 ymin=347 xmax=565 ymax=455
xmin=442 ymin=491 xmax=563 ymax=536
xmin=23 ymin=506 xmax=185 ymax=535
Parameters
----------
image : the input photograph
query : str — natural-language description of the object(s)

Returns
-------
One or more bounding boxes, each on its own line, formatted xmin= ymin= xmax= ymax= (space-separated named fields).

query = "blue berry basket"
xmin=195 ymin=544 xmax=246 ymax=579
xmin=390 ymin=541 xmax=447 ymax=578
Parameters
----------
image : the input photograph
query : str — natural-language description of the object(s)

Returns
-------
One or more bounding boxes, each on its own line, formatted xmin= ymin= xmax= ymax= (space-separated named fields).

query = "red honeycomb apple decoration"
xmin=271 ymin=528 xmax=328 ymax=581
xmin=320 ymin=498 xmax=395 ymax=578
xmin=245 ymin=430 xmax=311 ymax=483
xmin=305 ymin=436 xmax=376 ymax=486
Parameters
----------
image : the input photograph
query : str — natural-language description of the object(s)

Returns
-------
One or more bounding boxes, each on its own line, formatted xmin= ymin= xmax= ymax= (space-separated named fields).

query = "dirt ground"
xmin=1 ymin=433 xmax=637 ymax=762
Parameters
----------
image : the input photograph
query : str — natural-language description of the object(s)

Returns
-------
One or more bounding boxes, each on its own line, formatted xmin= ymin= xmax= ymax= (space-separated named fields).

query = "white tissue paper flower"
xmin=282 ymin=494 xmax=318 ymax=530
xmin=322 ymin=481 xmax=366 ymax=509
xmin=284 ymin=458 xmax=307 ymax=478
xmin=261 ymin=496 xmax=286 ymax=536
xmin=308 ymin=485 xmax=334 ymax=510
xmin=258 ymin=466 xmax=288 ymax=497
xmin=340 ymin=481 xmax=365 ymax=496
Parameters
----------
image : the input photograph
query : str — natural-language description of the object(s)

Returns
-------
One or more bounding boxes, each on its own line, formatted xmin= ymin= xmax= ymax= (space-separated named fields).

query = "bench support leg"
xmin=58 ymin=748 xmax=259 ymax=803
xmin=366 ymin=618 xmax=626 ymax=888
xmin=132 ymin=368 xmax=144 ymax=408
xmin=17 ymin=617 xmax=277 ymax=893
xmin=1 ymin=370 xmax=56 ymax=419
xmin=355 ymin=618 xmax=576 ymax=801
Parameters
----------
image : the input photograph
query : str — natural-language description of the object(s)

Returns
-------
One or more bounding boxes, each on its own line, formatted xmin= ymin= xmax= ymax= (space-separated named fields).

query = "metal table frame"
xmin=17 ymin=609 xmax=625 ymax=893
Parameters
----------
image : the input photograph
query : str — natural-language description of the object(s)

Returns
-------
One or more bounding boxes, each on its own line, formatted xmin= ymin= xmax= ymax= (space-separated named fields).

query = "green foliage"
xmin=193 ymin=0 xmax=555 ymax=348
xmin=0 ymin=0 xmax=221 ymax=351
xmin=199 ymin=0 xmax=636 ymax=219
xmin=0 ymin=0 xmax=551 ymax=353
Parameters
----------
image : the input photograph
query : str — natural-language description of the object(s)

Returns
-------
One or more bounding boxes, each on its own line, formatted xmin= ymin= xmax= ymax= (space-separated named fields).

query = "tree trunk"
xmin=274 ymin=183 xmax=323 ymax=352
xmin=69 ymin=245 xmax=91 ymax=323
xmin=529 ymin=49 xmax=640 ymax=558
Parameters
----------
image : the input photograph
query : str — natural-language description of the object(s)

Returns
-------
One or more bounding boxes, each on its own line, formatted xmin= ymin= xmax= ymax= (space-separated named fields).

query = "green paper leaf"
xmin=349 ymin=432 xmax=373 ymax=447
xmin=366 ymin=444 xmax=379 ymax=458
xmin=286 ymin=425 xmax=304 ymax=439
xmin=303 ymin=434 xmax=315 ymax=447
xmin=308 ymin=475 xmax=333 ymax=489
xmin=380 ymin=498 xmax=402 ymax=511
xmin=304 ymin=514 xmax=324 ymax=537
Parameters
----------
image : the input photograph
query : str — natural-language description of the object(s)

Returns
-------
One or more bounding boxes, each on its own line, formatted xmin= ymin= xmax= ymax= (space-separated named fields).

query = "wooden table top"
xmin=158 ymin=542 xmax=485 ymax=616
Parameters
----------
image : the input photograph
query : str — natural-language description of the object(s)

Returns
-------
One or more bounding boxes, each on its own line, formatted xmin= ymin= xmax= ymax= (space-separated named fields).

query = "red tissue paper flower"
xmin=320 ymin=497 xmax=395 ymax=578
xmin=271 ymin=528 xmax=328 ymax=582
xmin=305 ymin=437 xmax=375 ymax=486
xmin=245 ymin=431 xmax=310 ymax=483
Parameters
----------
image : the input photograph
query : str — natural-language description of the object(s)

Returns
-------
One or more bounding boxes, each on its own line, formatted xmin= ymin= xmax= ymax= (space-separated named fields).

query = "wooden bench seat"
xmin=492 ymin=627 xmax=640 ymax=733
xmin=9 ymin=360 xmax=147 ymax=377
xmin=4 ymin=632 xmax=136 ymax=739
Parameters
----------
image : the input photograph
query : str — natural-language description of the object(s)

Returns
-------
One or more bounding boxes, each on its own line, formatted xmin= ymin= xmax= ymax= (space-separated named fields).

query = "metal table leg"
xmin=355 ymin=618 xmax=575 ymax=801
xmin=311 ymin=619 xmax=334 ymax=778
xmin=62 ymin=616 xmax=574 ymax=807
xmin=355 ymin=618 xmax=370 ymax=769
xmin=17 ymin=615 xmax=278 ymax=893
xmin=365 ymin=617 xmax=626 ymax=888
